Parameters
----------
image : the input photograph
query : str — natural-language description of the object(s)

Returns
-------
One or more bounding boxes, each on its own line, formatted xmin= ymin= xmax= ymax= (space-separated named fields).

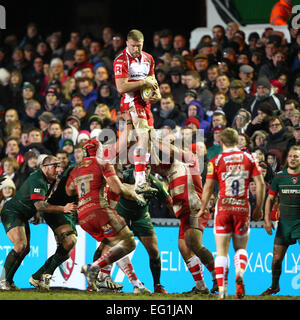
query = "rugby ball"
xmin=141 ymin=87 xmax=153 ymax=100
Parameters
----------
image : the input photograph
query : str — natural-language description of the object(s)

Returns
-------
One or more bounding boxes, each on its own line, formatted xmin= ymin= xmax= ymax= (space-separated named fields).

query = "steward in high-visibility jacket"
xmin=270 ymin=0 xmax=292 ymax=25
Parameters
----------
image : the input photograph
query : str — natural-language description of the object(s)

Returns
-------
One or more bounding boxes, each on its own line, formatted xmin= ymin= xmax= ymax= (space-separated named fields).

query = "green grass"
xmin=0 ymin=289 xmax=298 ymax=300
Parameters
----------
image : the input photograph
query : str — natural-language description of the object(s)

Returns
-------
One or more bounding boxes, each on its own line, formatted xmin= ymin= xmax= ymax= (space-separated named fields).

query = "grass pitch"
xmin=0 ymin=289 xmax=298 ymax=300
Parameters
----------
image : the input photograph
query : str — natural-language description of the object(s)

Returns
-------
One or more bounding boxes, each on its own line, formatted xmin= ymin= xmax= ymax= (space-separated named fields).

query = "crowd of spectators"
xmin=0 ymin=21 xmax=299 ymax=219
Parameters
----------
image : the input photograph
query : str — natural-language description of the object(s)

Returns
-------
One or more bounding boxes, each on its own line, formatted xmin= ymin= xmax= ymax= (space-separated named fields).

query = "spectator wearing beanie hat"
xmin=245 ymin=76 xmax=284 ymax=118
xmin=0 ymin=176 xmax=16 ymax=213
xmin=161 ymin=119 xmax=176 ymax=131
xmin=65 ymin=114 xmax=81 ymax=131
xmin=185 ymin=116 xmax=201 ymax=131
xmin=77 ymin=130 xmax=90 ymax=144
xmin=88 ymin=114 xmax=102 ymax=132
xmin=42 ymin=86 xmax=69 ymax=123
xmin=245 ymin=101 xmax=274 ymax=137
xmin=38 ymin=111 xmax=55 ymax=141
xmin=159 ymin=119 xmax=177 ymax=142
xmin=222 ymin=79 xmax=252 ymax=127
xmin=183 ymin=100 xmax=210 ymax=136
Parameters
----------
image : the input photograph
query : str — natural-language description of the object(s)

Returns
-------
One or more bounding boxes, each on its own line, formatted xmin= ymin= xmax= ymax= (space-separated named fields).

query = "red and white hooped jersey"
xmin=113 ymin=48 xmax=155 ymax=109
xmin=152 ymin=154 xmax=203 ymax=218
xmin=206 ymin=148 xmax=262 ymax=203
xmin=66 ymin=157 xmax=116 ymax=214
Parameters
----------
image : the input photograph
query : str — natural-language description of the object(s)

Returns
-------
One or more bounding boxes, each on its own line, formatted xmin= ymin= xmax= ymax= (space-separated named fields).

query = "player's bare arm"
xmin=34 ymin=200 xmax=77 ymax=214
xmin=264 ymin=193 xmax=276 ymax=235
xmin=252 ymin=174 xmax=266 ymax=221
xmin=199 ymin=178 xmax=216 ymax=217
xmin=115 ymin=76 xmax=157 ymax=95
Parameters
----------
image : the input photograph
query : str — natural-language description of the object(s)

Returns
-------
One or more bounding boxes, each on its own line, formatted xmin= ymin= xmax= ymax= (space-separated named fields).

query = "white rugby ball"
xmin=141 ymin=87 xmax=153 ymax=100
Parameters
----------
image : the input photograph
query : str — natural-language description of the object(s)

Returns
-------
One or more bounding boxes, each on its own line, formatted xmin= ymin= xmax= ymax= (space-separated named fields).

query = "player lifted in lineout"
xmin=114 ymin=29 xmax=161 ymax=195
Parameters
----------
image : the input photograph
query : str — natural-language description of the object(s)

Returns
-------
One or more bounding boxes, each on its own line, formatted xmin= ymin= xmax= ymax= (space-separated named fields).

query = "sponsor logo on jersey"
xmin=224 ymin=154 xmax=244 ymax=163
xmin=207 ymin=162 xmax=214 ymax=175
xmin=114 ymin=64 xmax=122 ymax=75
xmin=281 ymin=188 xmax=300 ymax=194
xmin=221 ymin=198 xmax=246 ymax=205
xmin=34 ymin=188 xmax=41 ymax=193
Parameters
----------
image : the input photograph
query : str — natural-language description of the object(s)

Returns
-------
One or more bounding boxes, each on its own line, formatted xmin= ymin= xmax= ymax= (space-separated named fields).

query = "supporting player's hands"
xmin=64 ymin=202 xmax=77 ymax=214
xmin=252 ymin=207 xmax=263 ymax=222
xmin=198 ymin=207 xmax=206 ymax=218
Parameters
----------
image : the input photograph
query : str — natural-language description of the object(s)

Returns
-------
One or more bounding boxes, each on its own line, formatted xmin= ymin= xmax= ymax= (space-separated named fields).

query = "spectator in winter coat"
xmin=182 ymin=100 xmax=210 ymax=136
xmin=153 ymin=92 xmax=186 ymax=129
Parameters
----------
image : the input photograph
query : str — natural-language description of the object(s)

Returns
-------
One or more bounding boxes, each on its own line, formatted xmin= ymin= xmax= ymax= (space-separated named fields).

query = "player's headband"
xmin=43 ymin=161 xmax=60 ymax=167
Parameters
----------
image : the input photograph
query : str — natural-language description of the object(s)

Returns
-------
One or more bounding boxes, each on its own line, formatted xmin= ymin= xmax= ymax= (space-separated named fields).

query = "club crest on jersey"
xmin=292 ymin=177 xmax=298 ymax=184
xmin=207 ymin=162 xmax=214 ymax=175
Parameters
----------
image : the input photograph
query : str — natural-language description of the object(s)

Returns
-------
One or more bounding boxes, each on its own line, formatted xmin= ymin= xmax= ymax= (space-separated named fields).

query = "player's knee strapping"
xmin=57 ymin=230 xmax=77 ymax=251
xmin=119 ymin=232 xmax=136 ymax=252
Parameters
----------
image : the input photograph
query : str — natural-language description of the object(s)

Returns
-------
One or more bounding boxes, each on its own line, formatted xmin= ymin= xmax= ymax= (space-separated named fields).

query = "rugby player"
xmin=151 ymin=131 xmax=216 ymax=294
xmin=261 ymin=145 xmax=300 ymax=295
xmin=115 ymin=166 xmax=172 ymax=293
xmin=29 ymin=151 xmax=78 ymax=290
xmin=199 ymin=128 xmax=265 ymax=300
xmin=65 ymin=138 xmax=146 ymax=290
xmin=114 ymin=29 xmax=161 ymax=194
xmin=0 ymin=156 xmax=77 ymax=290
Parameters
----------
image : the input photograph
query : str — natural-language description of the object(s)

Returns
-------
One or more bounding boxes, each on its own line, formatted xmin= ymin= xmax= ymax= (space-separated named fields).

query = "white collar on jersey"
xmin=223 ymin=147 xmax=240 ymax=153
xmin=126 ymin=47 xmax=142 ymax=62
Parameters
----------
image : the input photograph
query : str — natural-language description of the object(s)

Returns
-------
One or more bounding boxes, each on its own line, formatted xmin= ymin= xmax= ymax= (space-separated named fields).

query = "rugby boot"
xmin=39 ymin=274 xmax=52 ymax=290
xmin=133 ymin=285 xmax=152 ymax=294
xmin=29 ymin=274 xmax=52 ymax=290
xmin=0 ymin=280 xmax=11 ymax=290
xmin=154 ymin=284 xmax=168 ymax=294
xmin=218 ymin=291 xmax=227 ymax=300
xmin=81 ymin=264 xmax=99 ymax=291
xmin=10 ymin=282 xmax=21 ymax=291
xmin=235 ymin=275 xmax=245 ymax=299
xmin=96 ymin=276 xmax=123 ymax=291
xmin=183 ymin=286 xmax=209 ymax=295
xmin=210 ymin=279 xmax=219 ymax=294
xmin=260 ymin=286 xmax=280 ymax=296
xmin=29 ymin=276 xmax=40 ymax=289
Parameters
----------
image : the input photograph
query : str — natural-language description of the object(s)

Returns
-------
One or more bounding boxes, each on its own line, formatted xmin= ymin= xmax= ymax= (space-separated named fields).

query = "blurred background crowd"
xmin=0 ymin=1 xmax=299 ymax=219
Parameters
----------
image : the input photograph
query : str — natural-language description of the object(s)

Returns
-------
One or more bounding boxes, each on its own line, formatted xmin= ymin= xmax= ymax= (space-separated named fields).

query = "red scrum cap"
xmin=83 ymin=138 xmax=100 ymax=157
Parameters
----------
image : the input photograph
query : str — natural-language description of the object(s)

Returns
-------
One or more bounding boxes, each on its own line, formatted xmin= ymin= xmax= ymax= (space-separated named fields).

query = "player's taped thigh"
xmin=56 ymin=230 xmax=77 ymax=250
xmin=108 ymin=230 xmax=135 ymax=252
